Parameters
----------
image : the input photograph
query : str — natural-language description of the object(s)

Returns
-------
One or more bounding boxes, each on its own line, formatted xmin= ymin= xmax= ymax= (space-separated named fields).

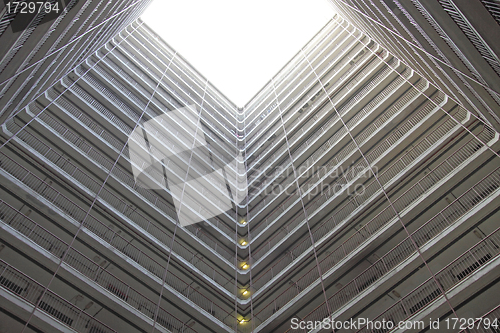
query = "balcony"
xmin=0 ymin=200 xmax=197 ymax=333
xmin=0 ymin=259 xmax=116 ymax=333
xmin=126 ymin=24 xmax=238 ymax=122
xmin=245 ymin=33 xmax=373 ymax=151
xmin=110 ymin=38 xmax=237 ymax=145
xmin=244 ymin=19 xmax=355 ymax=132
xmin=76 ymin=62 xmax=239 ymax=178
xmin=243 ymin=16 xmax=342 ymax=118
xmin=245 ymin=49 xmax=387 ymax=210
xmin=356 ymin=224 xmax=500 ymax=333
xmin=202 ymin=103 xmax=463 ymax=305
xmin=246 ymin=58 xmax=406 ymax=211
xmin=50 ymin=82 xmax=241 ymax=246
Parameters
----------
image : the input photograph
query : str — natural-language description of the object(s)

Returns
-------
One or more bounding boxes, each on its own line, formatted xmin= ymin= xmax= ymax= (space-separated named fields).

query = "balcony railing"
xmin=439 ymin=0 xmax=500 ymax=77
xmin=244 ymin=16 xmax=346 ymax=122
xmin=249 ymin=83 xmax=440 ymax=261
xmin=246 ymin=49 xmax=386 ymax=204
xmin=48 ymin=87 xmax=239 ymax=261
xmin=247 ymin=59 xmax=404 ymax=210
xmin=245 ymin=37 xmax=368 ymax=150
xmin=251 ymin=123 xmax=494 ymax=326
xmin=112 ymin=40 xmax=238 ymax=144
xmin=356 ymin=224 xmax=500 ymax=333
xmin=0 ymin=259 xmax=117 ymax=333
xmin=271 ymin=19 xmax=348 ymax=99
xmin=245 ymin=36 xmax=373 ymax=153
xmin=249 ymin=45 xmax=381 ymax=173
xmin=91 ymin=56 xmax=239 ymax=180
xmin=77 ymin=64 xmax=238 ymax=177
xmin=5 ymin=115 xmax=236 ymax=294
xmin=42 ymin=91 xmax=239 ymax=238
xmin=250 ymin=95 xmax=443 ymax=288
xmin=0 ymin=200 xmax=197 ymax=333
xmin=120 ymin=28 xmax=238 ymax=124
xmin=245 ymin=21 xmax=360 ymax=134
xmin=78 ymin=62 xmax=240 ymax=191
xmin=244 ymin=21 xmax=356 ymax=134
xmin=0 ymin=152 xmax=235 ymax=328
xmin=47 ymin=86 xmax=239 ymax=251
xmin=288 ymin=165 xmax=500 ymax=331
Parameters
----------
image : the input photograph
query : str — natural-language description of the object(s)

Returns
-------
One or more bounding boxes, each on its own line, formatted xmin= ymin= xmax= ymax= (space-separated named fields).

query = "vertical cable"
xmin=20 ymin=20 xmax=148 ymax=333
xmin=299 ymin=36 xmax=461 ymax=321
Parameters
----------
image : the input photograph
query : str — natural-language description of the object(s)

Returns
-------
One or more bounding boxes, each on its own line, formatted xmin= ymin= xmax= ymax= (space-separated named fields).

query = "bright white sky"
xmin=141 ymin=0 xmax=335 ymax=107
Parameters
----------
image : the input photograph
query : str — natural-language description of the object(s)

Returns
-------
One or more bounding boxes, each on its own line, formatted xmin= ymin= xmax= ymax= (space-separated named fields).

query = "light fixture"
xmin=239 ymin=319 xmax=247 ymax=324
xmin=242 ymin=263 xmax=249 ymax=270
xmin=240 ymin=240 xmax=247 ymax=246
xmin=240 ymin=220 xmax=247 ymax=225
xmin=242 ymin=290 xmax=249 ymax=296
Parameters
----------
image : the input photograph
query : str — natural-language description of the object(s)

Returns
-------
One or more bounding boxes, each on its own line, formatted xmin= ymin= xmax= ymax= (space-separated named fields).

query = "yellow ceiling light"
xmin=240 ymin=220 xmax=247 ymax=225
xmin=239 ymin=319 xmax=247 ymax=324
xmin=241 ymin=263 xmax=249 ymax=270
xmin=242 ymin=290 xmax=249 ymax=296
xmin=240 ymin=240 xmax=247 ymax=246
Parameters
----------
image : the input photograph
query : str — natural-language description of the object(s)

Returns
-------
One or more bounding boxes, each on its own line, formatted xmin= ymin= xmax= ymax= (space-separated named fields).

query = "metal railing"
xmin=244 ymin=17 xmax=348 ymax=122
xmin=76 ymin=63 xmax=238 ymax=177
xmin=89 ymin=58 xmax=239 ymax=188
xmin=251 ymin=122 xmax=493 ymax=326
xmin=113 ymin=40 xmax=238 ymax=144
xmin=245 ymin=37 xmax=375 ymax=157
xmin=244 ymin=23 xmax=359 ymax=138
xmin=47 ymin=87 xmax=237 ymax=260
xmin=247 ymin=54 xmax=400 ymax=206
xmin=481 ymin=0 xmax=500 ymax=26
xmin=0 ymin=259 xmax=117 ymax=333
xmin=439 ymin=0 xmax=500 ymax=77
xmin=38 ymin=93 xmax=239 ymax=241
xmin=133 ymin=26 xmax=237 ymax=121
xmin=247 ymin=69 xmax=414 ymax=203
xmin=0 ymin=200 xmax=197 ymax=333
xmin=76 ymin=63 xmax=240 ymax=190
xmin=288 ymin=165 xmax=500 ymax=331
xmin=458 ymin=304 xmax=500 ymax=333
xmin=245 ymin=37 xmax=369 ymax=152
xmin=0 ymin=152 xmax=236 ymax=328
xmin=5 ymin=115 xmax=236 ymax=293
xmin=250 ymin=87 xmax=446 ymax=265
xmin=247 ymin=59 xmax=404 ymax=210
xmin=357 ymin=225 xmax=500 ymax=333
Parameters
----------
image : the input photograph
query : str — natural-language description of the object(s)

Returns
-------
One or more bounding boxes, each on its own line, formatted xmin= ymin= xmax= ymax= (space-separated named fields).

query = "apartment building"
xmin=0 ymin=7 xmax=499 ymax=333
